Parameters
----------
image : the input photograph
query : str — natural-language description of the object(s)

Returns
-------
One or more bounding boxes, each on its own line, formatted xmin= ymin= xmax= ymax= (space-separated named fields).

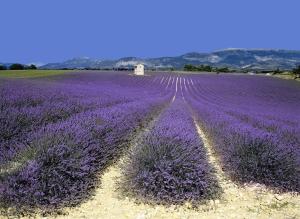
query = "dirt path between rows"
xmin=193 ymin=122 xmax=300 ymax=219
xmin=45 ymin=105 xmax=299 ymax=219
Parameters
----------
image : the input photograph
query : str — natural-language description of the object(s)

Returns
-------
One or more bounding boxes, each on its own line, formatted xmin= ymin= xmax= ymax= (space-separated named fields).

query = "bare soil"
xmin=2 ymin=107 xmax=299 ymax=219
xmin=48 ymin=123 xmax=299 ymax=219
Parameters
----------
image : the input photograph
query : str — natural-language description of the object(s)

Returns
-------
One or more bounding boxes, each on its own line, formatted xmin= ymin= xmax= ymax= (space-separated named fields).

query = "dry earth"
xmin=272 ymin=72 xmax=300 ymax=82
xmin=49 ymin=123 xmax=299 ymax=219
xmin=2 ymin=110 xmax=299 ymax=219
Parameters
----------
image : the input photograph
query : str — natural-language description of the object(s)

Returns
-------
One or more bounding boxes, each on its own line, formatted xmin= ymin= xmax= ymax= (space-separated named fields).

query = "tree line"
xmin=183 ymin=64 xmax=300 ymax=78
xmin=0 ymin=63 xmax=37 ymax=70
xmin=292 ymin=65 xmax=300 ymax=79
xmin=183 ymin=64 xmax=230 ymax=73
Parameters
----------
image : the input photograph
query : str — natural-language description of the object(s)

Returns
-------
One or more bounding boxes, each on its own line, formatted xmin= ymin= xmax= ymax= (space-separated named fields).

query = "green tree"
xmin=202 ymin=65 xmax=212 ymax=72
xmin=273 ymin=68 xmax=281 ymax=75
xmin=184 ymin=64 xmax=197 ymax=71
xmin=9 ymin=63 xmax=24 ymax=70
xmin=183 ymin=64 xmax=213 ymax=72
xmin=292 ymin=65 xmax=300 ymax=79
xmin=0 ymin=65 xmax=7 ymax=70
xmin=216 ymin=67 xmax=229 ymax=73
xmin=28 ymin=64 xmax=37 ymax=69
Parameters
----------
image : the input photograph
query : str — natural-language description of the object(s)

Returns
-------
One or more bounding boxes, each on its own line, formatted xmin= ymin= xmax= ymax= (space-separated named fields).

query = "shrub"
xmin=292 ymin=65 xmax=300 ymax=79
xmin=9 ymin=63 xmax=24 ymax=70
xmin=0 ymin=93 xmax=169 ymax=210
xmin=120 ymin=100 xmax=221 ymax=205
xmin=0 ymin=65 xmax=7 ymax=70
xmin=225 ymin=130 xmax=299 ymax=191
xmin=28 ymin=64 xmax=37 ymax=70
xmin=185 ymin=73 xmax=300 ymax=190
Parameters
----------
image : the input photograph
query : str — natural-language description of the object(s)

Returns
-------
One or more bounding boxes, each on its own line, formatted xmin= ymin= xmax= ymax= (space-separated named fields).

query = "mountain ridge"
xmin=21 ymin=49 xmax=300 ymax=70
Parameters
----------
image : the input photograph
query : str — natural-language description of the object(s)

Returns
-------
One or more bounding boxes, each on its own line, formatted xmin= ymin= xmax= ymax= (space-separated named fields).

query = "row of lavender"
xmin=0 ymin=73 xmax=172 ymax=162
xmin=0 ymin=79 xmax=129 ymax=163
xmin=1 ymin=71 xmax=298 ymax=212
xmin=184 ymin=74 xmax=300 ymax=192
xmin=0 ymin=73 xmax=172 ymax=211
xmin=120 ymin=98 xmax=221 ymax=204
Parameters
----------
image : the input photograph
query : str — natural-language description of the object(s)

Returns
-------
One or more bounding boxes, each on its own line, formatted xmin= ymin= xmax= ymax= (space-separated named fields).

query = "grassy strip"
xmin=0 ymin=70 xmax=75 ymax=78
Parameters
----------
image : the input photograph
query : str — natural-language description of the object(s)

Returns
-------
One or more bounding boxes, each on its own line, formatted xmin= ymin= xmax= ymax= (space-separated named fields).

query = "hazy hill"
xmin=38 ymin=49 xmax=300 ymax=70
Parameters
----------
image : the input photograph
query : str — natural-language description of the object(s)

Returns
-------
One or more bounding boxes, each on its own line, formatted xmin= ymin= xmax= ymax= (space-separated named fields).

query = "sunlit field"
xmin=0 ymin=71 xmax=299 ymax=218
xmin=0 ymin=70 xmax=75 ymax=79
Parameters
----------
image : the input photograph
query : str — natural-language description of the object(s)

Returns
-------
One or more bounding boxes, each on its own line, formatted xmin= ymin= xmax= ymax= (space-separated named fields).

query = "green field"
xmin=0 ymin=70 xmax=75 ymax=79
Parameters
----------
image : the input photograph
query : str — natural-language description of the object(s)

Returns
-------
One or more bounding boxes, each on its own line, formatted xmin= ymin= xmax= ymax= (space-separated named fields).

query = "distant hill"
xmin=0 ymin=63 xmax=14 ymax=68
xmin=34 ymin=49 xmax=300 ymax=70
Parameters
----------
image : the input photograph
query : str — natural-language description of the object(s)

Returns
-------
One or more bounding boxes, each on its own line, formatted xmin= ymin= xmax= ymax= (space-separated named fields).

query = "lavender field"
xmin=0 ymin=71 xmax=299 ymax=217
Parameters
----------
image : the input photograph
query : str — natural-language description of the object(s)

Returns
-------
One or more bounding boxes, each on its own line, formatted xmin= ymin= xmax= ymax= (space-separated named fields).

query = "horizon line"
xmin=1 ymin=47 xmax=300 ymax=65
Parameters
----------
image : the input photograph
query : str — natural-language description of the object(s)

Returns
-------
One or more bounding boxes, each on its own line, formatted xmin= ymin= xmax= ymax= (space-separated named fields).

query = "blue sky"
xmin=1 ymin=0 xmax=299 ymax=63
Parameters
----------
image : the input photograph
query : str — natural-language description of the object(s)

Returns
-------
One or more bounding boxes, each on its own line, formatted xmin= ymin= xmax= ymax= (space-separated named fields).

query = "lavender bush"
xmin=0 ymin=73 xmax=171 ymax=211
xmin=120 ymin=98 xmax=221 ymax=205
xmin=185 ymin=74 xmax=300 ymax=192
xmin=0 ymin=80 xmax=129 ymax=163
xmin=1 ymin=72 xmax=299 ymax=214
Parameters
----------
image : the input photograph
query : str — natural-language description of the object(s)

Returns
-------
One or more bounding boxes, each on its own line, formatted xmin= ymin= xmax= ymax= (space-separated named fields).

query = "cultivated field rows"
xmin=0 ymin=72 xmax=299 ymax=218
